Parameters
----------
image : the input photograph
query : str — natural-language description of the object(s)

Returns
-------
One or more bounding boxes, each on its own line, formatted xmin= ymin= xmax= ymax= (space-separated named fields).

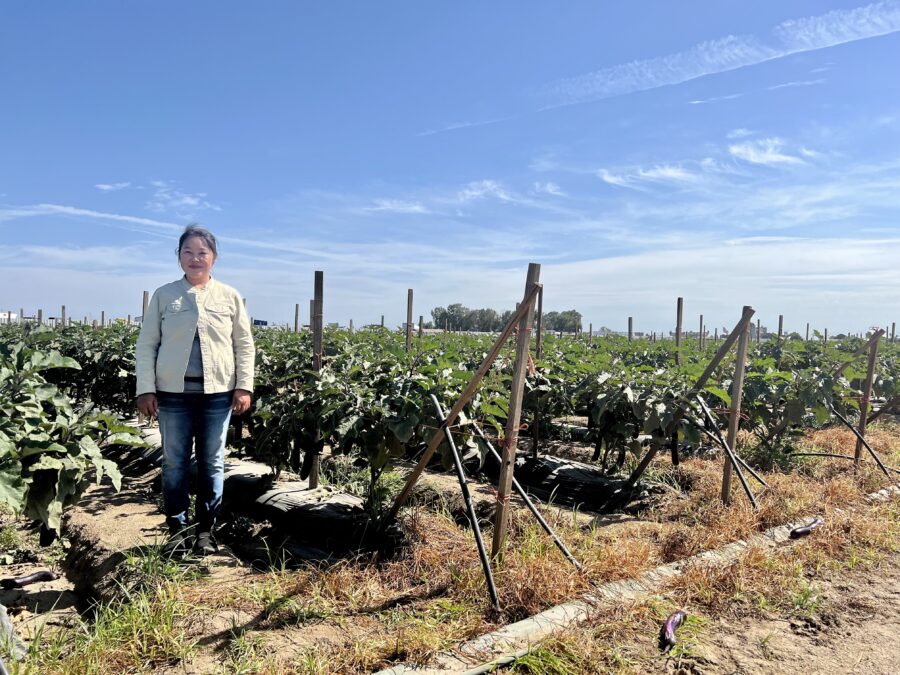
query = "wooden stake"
xmin=699 ymin=314 xmax=704 ymax=349
xmin=310 ymin=271 xmax=324 ymax=488
xmin=535 ymin=285 xmax=544 ymax=359
xmin=492 ymin=263 xmax=541 ymax=561
xmin=418 ymin=315 xmax=423 ymax=338
xmin=405 ymin=289 xmax=413 ymax=351
xmin=892 ymin=322 xmax=896 ymax=342
xmin=60 ymin=305 xmax=66 ymax=328
xmin=722 ymin=306 xmax=752 ymax=505
xmin=778 ymin=314 xmax=783 ymax=340
xmin=380 ymin=314 xmax=384 ymax=328
xmin=675 ymin=297 xmax=683 ymax=364
xmin=628 ymin=317 xmax=633 ymax=342
xmin=101 ymin=310 xmax=105 ymax=327
xmin=294 ymin=303 xmax=300 ymax=333
xmin=19 ymin=307 xmax=24 ymax=325
xmin=756 ymin=318 xmax=761 ymax=344
xmin=389 ymin=281 xmax=543 ymax=520
xmin=588 ymin=322 xmax=592 ymax=345
xmin=349 ymin=318 xmax=354 ymax=334
xmin=127 ymin=314 xmax=132 ymax=325
xmin=142 ymin=291 xmax=149 ymax=323
xmin=806 ymin=322 xmax=809 ymax=342
xmin=626 ymin=306 xmax=755 ymax=491
xmin=37 ymin=309 xmax=43 ymax=325
xmin=855 ymin=333 xmax=881 ymax=465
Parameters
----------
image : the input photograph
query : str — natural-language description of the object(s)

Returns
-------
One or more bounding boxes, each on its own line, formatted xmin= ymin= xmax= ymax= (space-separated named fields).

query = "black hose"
xmin=696 ymin=396 xmax=759 ymax=509
xmin=429 ymin=395 xmax=500 ymax=610
xmin=829 ymin=405 xmax=894 ymax=482
xmin=470 ymin=422 xmax=584 ymax=573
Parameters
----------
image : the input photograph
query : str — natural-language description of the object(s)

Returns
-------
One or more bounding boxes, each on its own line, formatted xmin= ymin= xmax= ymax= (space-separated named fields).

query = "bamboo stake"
xmin=722 ymin=306 xmax=752 ymax=505
xmin=855 ymin=333 xmax=881 ymax=465
xmin=675 ymin=297 xmax=683 ymax=365
xmin=697 ymin=396 xmax=759 ymax=508
xmin=405 ymin=289 xmax=413 ymax=351
xmin=492 ymin=263 xmax=541 ymax=561
xmin=388 ymin=281 xmax=544 ymax=520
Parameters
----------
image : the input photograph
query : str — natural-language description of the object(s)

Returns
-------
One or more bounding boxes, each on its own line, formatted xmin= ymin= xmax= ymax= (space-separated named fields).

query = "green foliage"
xmin=0 ymin=325 xmax=140 ymax=532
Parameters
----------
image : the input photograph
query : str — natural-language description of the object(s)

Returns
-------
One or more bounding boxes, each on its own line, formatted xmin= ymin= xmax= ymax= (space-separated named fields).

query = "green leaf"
xmin=0 ymin=460 xmax=27 ymax=513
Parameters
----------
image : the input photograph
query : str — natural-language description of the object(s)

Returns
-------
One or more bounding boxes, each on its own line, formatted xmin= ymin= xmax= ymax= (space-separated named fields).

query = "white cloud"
xmin=599 ymin=164 xmax=700 ymax=188
xmin=363 ymin=198 xmax=430 ymax=214
xmin=689 ymin=92 xmax=744 ymax=105
xmin=145 ymin=181 xmax=221 ymax=214
xmin=727 ymin=128 xmax=755 ymax=139
xmin=533 ymin=181 xmax=566 ymax=196
xmin=538 ymin=1 xmax=900 ymax=107
xmin=728 ymin=138 xmax=805 ymax=166
xmin=766 ymin=77 xmax=827 ymax=91
xmin=457 ymin=180 xmax=516 ymax=203
xmin=94 ymin=182 xmax=131 ymax=192
xmin=0 ymin=203 xmax=180 ymax=231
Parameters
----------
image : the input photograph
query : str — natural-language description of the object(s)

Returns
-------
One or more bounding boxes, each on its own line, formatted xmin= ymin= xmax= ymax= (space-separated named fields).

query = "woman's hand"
xmin=137 ymin=393 xmax=158 ymax=417
xmin=232 ymin=389 xmax=252 ymax=415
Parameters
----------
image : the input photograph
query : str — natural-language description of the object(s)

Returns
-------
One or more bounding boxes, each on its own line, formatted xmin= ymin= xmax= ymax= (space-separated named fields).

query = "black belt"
xmin=184 ymin=376 xmax=204 ymax=383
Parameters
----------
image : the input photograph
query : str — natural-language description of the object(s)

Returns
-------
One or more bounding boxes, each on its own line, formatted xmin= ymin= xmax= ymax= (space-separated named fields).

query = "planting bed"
xmin=2 ymin=421 xmax=899 ymax=674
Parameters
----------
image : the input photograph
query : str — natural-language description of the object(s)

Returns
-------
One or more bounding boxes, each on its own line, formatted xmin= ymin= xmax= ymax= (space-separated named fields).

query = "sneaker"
xmin=162 ymin=528 xmax=194 ymax=558
xmin=194 ymin=531 xmax=217 ymax=556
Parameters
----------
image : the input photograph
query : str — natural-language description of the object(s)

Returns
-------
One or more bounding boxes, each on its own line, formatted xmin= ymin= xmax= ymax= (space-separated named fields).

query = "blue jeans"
xmin=157 ymin=391 xmax=232 ymax=533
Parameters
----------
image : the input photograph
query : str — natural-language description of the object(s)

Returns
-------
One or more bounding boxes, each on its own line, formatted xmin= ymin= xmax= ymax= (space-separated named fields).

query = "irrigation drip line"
xmin=429 ymin=394 xmax=500 ymax=610
xmin=470 ymin=421 xmax=585 ymax=574
xmin=790 ymin=452 xmax=900 ymax=476
xmin=692 ymin=421 xmax=768 ymax=488
xmin=696 ymin=396 xmax=759 ymax=509
xmin=829 ymin=405 xmax=895 ymax=483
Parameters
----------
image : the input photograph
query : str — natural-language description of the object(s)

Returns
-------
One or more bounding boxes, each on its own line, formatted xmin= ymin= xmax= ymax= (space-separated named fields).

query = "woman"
xmin=136 ymin=224 xmax=255 ymax=555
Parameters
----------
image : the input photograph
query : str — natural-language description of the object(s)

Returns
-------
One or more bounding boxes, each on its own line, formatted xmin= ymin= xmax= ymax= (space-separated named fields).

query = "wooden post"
xmin=142 ymin=290 xmax=149 ymax=323
xmin=101 ymin=310 xmax=105 ymax=327
xmin=535 ymin=285 xmax=544 ymax=359
xmin=294 ymin=303 xmax=300 ymax=333
xmin=380 ymin=314 xmax=384 ymax=328
xmin=675 ymin=297 xmax=683 ymax=364
xmin=628 ymin=317 xmax=633 ymax=342
xmin=60 ymin=305 xmax=66 ymax=328
xmin=699 ymin=314 xmax=704 ymax=349
xmin=389 ymin=282 xmax=543 ymax=519
xmin=806 ymin=322 xmax=809 ymax=342
xmin=418 ymin=315 xmax=423 ymax=338
xmin=778 ymin=315 xmax=783 ymax=341
xmin=892 ymin=322 xmax=896 ymax=342
xmin=349 ymin=318 xmax=354 ymax=334
xmin=310 ymin=271 xmax=324 ymax=489
xmin=405 ymin=289 xmax=413 ymax=351
xmin=588 ymin=322 xmax=592 ymax=345
xmin=722 ymin=307 xmax=752 ymax=505
xmin=37 ymin=309 xmax=43 ymax=325
xmin=127 ymin=314 xmax=132 ymax=325
xmin=492 ymin=263 xmax=541 ymax=561
xmin=855 ymin=334 xmax=881 ymax=465
xmin=19 ymin=307 xmax=24 ymax=325
xmin=714 ymin=327 xmax=718 ymax=342
xmin=824 ymin=328 xmax=828 ymax=347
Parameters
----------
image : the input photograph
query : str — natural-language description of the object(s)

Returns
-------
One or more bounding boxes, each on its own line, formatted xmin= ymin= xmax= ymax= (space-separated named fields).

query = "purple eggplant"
xmin=660 ymin=609 xmax=687 ymax=651
xmin=789 ymin=517 xmax=824 ymax=539
xmin=0 ymin=570 xmax=58 ymax=590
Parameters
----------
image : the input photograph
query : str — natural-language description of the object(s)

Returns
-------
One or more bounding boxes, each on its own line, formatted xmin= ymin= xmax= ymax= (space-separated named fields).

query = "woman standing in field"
xmin=136 ymin=224 xmax=255 ymax=555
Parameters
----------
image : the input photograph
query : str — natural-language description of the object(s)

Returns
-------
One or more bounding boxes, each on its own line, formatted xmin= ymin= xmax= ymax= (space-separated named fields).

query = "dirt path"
xmin=668 ymin=553 xmax=900 ymax=674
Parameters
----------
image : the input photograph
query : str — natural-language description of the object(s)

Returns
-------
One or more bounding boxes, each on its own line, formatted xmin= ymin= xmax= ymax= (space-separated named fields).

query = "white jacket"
xmin=135 ymin=276 xmax=255 ymax=396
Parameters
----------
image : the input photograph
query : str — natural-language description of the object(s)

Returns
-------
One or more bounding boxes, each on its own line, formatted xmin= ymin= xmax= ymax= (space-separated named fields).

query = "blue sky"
xmin=2 ymin=1 xmax=900 ymax=334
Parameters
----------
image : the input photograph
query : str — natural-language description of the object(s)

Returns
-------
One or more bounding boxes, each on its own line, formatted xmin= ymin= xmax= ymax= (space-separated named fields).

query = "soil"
xmin=664 ymin=553 xmax=900 ymax=675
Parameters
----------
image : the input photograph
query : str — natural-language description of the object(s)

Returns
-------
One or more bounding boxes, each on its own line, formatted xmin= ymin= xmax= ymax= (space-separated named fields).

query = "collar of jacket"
xmin=180 ymin=275 xmax=217 ymax=293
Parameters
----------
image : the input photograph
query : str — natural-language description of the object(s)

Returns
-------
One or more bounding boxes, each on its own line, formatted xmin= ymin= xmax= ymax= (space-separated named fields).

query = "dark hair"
xmin=177 ymin=224 xmax=218 ymax=257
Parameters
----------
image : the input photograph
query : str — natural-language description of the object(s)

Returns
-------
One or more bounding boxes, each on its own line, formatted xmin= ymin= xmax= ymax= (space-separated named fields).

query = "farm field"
xmin=1 ymin=319 xmax=899 ymax=673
